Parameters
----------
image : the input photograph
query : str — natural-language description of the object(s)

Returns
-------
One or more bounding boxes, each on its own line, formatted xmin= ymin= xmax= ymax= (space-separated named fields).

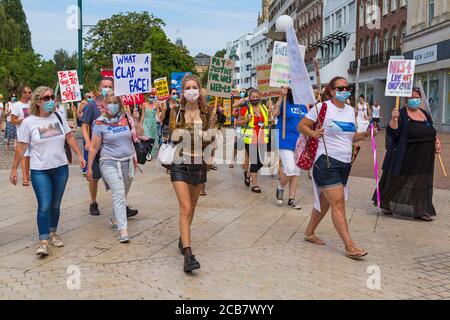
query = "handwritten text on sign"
xmin=121 ymin=94 xmax=145 ymax=106
xmin=385 ymin=59 xmax=416 ymax=97
xmin=207 ymin=57 xmax=235 ymax=98
xmin=154 ymin=77 xmax=170 ymax=101
xmin=270 ymin=41 xmax=306 ymax=88
xmin=57 ymin=70 xmax=81 ymax=103
xmin=256 ymin=64 xmax=283 ymax=98
xmin=113 ymin=53 xmax=152 ymax=96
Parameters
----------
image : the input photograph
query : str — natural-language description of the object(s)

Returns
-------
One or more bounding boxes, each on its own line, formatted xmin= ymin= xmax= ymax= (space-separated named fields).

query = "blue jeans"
xmin=30 ymin=165 xmax=69 ymax=240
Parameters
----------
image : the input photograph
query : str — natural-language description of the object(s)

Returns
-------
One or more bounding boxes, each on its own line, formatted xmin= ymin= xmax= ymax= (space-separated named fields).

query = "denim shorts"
xmin=313 ymin=155 xmax=352 ymax=188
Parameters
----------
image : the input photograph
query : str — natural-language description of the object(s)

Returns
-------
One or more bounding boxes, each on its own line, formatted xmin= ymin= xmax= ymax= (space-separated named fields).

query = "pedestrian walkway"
xmin=0 ymin=156 xmax=449 ymax=299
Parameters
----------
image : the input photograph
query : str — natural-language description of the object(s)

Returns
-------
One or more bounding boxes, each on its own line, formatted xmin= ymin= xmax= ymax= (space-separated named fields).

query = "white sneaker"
xmin=288 ymin=200 xmax=302 ymax=210
xmin=276 ymin=187 xmax=284 ymax=205
xmin=50 ymin=235 xmax=64 ymax=247
xmin=36 ymin=244 xmax=49 ymax=256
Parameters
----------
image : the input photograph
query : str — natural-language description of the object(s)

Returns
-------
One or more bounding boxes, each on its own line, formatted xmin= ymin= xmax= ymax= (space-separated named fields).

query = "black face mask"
xmin=250 ymin=99 xmax=260 ymax=106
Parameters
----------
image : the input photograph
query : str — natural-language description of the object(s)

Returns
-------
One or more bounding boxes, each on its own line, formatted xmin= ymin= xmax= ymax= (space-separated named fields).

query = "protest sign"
xmin=385 ymin=59 xmax=416 ymax=97
xmin=113 ymin=53 xmax=151 ymax=96
xmin=121 ymin=94 xmax=145 ymax=106
xmin=154 ymin=77 xmax=170 ymax=101
xmin=206 ymin=57 xmax=235 ymax=98
xmin=286 ymin=26 xmax=315 ymax=105
xmin=171 ymin=72 xmax=192 ymax=93
xmin=270 ymin=41 xmax=306 ymax=88
xmin=57 ymin=70 xmax=81 ymax=103
xmin=208 ymin=96 xmax=222 ymax=107
xmin=222 ymin=98 xmax=232 ymax=126
xmin=256 ymin=64 xmax=283 ymax=98
xmin=101 ymin=68 xmax=114 ymax=79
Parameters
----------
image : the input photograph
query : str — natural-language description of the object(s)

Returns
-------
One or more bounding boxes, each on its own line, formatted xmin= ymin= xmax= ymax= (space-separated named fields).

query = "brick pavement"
xmin=0 ymin=147 xmax=449 ymax=299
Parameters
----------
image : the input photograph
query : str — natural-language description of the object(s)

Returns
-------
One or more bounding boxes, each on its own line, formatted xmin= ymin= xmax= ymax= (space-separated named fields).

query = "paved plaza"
xmin=0 ymin=131 xmax=450 ymax=300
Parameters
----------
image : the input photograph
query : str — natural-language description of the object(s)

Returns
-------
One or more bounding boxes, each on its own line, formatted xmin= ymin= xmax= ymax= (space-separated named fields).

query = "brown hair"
xmin=324 ymin=76 xmax=346 ymax=100
xmin=29 ymin=86 xmax=53 ymax=116
xmin=180 ymin=74 xmax=208 ymax=113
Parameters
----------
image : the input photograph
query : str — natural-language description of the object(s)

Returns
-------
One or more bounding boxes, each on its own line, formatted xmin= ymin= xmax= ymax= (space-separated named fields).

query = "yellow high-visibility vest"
xmin=241 ymin=103 xmax=269 ymax=144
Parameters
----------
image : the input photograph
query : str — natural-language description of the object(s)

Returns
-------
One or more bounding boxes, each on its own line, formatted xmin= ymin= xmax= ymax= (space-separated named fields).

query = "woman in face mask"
xmin=299 ymin=76 xmax=373 ymax=260
xmin=169 ymin=74 xmax=216 ymax=273
xmin=140 ymin=94 xmax=161 ymax=161
xmin=374 ymin=87 xmax=440 ymax=222
xmin=87 ymin=92 xmax=143 ymax=243
xmin=10 ymin=87 xmax=85 ymax=256
xmin=235 ymin=88 xmax=269 ymax=193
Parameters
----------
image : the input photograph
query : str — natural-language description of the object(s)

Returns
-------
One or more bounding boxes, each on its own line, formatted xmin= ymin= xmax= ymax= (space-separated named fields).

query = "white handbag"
xmin=157 ymin=142 xmax=177 ymax=165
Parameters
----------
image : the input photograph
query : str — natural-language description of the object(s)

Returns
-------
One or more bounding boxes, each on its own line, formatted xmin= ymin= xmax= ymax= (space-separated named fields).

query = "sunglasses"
xmin=24 ymin=91 xmax=32 ymax=94
xmin=40 ymin=94 xmax=55 ymax=102
xmin=334 ymin=86 xmax=352 ymax=92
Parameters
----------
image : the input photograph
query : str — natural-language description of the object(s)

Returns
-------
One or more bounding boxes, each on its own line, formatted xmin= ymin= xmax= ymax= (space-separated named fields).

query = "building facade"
xmin=348 ymin=0 xmax=407 ymax=127
xmin=403 ymin=0 xmax=450 ymax=132
xmin=268 ymin=0 xmax=297 ymax=61
xmin=193 ymin=53 xmax=210 ymax=77
xmin=296 ymin=0 xmax=323 ymax=68
xmin=250 ymin=21 xmax=270 ymax=88
xmin=225 ymin=34 xmax=254 ymax=89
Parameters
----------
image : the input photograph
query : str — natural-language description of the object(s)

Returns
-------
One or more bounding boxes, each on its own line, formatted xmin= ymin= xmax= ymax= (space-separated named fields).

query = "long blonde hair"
xmin=29 ymin=86 xmax=53 ymax=116
xmin=180 ymin=74 xmax=209 ymax=113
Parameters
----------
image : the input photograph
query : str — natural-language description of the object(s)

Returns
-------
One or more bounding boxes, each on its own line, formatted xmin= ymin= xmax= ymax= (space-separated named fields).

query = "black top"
xmin=382 ymin=107 xmax=435 ymax=176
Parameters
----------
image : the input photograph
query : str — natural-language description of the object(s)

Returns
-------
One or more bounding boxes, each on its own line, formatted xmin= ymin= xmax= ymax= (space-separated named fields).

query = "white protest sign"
xmin=57 ymin=70 xmax=81 ymax=103
xmin=270 ymin=41 xmax=306 ymax=88
xmin=385 ymin=59 xmax=416 ymax=97
xmin=286 ymin=26 xmax=315 ymax=105
xmin=113 ymin=53 xmax=152 ymax=96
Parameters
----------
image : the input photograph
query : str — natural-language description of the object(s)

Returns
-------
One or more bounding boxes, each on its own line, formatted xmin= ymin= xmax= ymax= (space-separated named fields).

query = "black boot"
xmin=178 ymin=237 xmax=183 ymax=255
xmin=182 ymin=247 xmax=200 ymax=273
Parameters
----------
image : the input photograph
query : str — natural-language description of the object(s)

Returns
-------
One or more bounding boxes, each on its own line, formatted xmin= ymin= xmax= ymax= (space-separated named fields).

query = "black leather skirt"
xmin=171 ymin=156 xmax=207 ymax=185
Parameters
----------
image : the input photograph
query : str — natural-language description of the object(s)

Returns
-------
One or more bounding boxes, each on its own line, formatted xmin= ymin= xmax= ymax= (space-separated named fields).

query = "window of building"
xmin=325 ymin=17 xmax=331 ymax=35
xmin=383 ymin=31 xmax=388 ymax=51
xmin=359 ymin=3 xmax=364 ymax=27
xmin=360 ymin=39 xmax=365 ymax=57
xmin=367 ymin=37 xmax=371 ymax=57
xmin=336 ymin=9 xmax=343 ymax=29
xmin=429 ymin=0 xmax=435 ymax=25
xmin=391 ymin=0 xmax=397 ymax=12
xmin=400 ymin=0 xmax=407 ymax=7
xmin=349 ymin=1 xmax=356 ymax=23
xmin=383 ymin=0 xmax=389 ymax=15
xmin=391 ymin=28 xmax=398 ymax=49
xmin=373 ymin=34 xmax=379 ymax=55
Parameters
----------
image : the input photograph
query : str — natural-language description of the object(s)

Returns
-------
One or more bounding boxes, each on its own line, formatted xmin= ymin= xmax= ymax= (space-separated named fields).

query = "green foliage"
xmin=214 ymin=49 xmax=226 ymax=58
xmin=0 ymin=0 xmax=32 ymax=51
xmin=0 ymin=4 xmax=20 ymax=50
xmin=54 ymin=49 xmax=78 ymax=72
xmin=84 ymin=11 xmax=196 ymax=82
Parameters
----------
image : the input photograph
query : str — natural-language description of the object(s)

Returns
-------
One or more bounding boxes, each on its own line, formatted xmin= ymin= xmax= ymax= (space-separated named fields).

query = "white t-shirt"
xmin=5 ymin=102 xmax=14 ymax=122
xmin=17 ymin=113 xmax=71 ymax=170
xmin=11 ymin=101 xmax=30 ymax=129
xmin=306 ymin=100 xmax=356 ymax=164
xmin=0 ymin=102 xmax=3 ymax=116
xmin=372 ymin=105 xmax=381 ymax=118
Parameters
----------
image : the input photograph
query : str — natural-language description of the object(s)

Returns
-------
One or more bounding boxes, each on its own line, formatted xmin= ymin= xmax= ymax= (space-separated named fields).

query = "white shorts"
xmin=279 ymin=149 xmax=300 ymax=177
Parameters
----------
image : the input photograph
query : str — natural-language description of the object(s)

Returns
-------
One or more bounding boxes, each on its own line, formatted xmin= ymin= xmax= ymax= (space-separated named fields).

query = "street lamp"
xmin=264 ymin=15 xmax=294 ymax=42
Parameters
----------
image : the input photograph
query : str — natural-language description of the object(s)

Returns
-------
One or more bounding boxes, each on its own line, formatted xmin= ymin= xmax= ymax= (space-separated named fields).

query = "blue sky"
xmin=21 ymin=0 xmax=261 ymax=60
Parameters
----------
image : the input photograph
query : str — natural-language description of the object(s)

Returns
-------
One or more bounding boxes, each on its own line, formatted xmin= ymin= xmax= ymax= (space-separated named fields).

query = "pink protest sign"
xmin=57 ymin=70 xmax=82 ymax=103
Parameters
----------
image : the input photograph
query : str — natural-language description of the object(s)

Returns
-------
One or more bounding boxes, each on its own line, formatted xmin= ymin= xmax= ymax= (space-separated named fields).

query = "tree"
xmin=54 ymin=49 xmax=78 ymax=71
xmin=0 ymin=0 xmax=32 ymax=51
xmin=84 ymin=11 xmax=195 ymax=81
xmin=0 ymin=4 xmax=20 ymax=50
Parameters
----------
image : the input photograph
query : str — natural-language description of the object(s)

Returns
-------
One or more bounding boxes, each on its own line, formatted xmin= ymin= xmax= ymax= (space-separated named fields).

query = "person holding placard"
xmin=299 ymin=77 xmax=373 ymax=260
xmin=374 ymin=87 xmax=440 ymax=222
xmin=272 ymin=87 xmax=307 ymax=210
xmin=169 ymin=74 xmax=216 ymax=273
xmin=235 ymin=88 xmax=269 ymax=193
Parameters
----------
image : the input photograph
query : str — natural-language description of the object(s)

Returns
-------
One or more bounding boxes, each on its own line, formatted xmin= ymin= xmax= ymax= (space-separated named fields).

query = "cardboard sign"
xmin=171 ymin=72 xmax=192 ymax=93
xmin=121 ymin=94 xmax=145 ymax=106
xmin=270 ymin=41 xmax=306 ymax=88
xmin=222 ymin=98 xmax=232 ymax=126
xmin=206 ymin=57 xmax=235 ymax=98
xmin=385 ymin=59 xmax=416 ymax=97
xmin=256 ymin=64 xmax=283 ymax=98
xmin=113 ymin=53 xmax=152 ymax=96
xmin=154 ymin=77 xmax=170 ymax=101
xmin=286 ymin=26 xmax=315 ymax=105
xmin=57 ymin=70 xmax=81 ymax=103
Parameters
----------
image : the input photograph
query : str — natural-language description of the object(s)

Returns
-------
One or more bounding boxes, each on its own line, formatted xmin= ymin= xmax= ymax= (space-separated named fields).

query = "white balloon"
xmin=276 ymin=15 xmax=294 ymax=32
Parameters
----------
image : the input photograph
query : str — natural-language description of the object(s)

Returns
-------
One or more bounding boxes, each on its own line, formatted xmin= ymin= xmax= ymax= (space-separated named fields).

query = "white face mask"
xmin=184 ymin=89 xmax=200 ymax=102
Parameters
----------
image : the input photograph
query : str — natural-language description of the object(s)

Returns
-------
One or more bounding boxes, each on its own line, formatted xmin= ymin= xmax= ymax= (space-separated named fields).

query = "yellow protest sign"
xmin=154 ymin=77 xmax=170 ymax=101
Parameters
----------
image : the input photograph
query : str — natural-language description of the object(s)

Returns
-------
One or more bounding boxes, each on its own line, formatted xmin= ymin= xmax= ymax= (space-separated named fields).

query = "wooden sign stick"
xmin=282 ymin=95 xmax=287 ymax=139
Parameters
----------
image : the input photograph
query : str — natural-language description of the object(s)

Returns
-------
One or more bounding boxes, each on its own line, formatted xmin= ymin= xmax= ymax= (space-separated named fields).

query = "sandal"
xmin=244 ymin=172 xmax=250 ymax=187
xmin=22 ymin=181 xmax=30 ymax=187
xmin=415 ymin=215 xmax=433 ymax=222
xmin=345 ymin=247 xmax=368 ymax=260
xmin=251 ymin=186 xmax=262 ymax=193
xmin=304 ymin=234 xmax=325 ymax=245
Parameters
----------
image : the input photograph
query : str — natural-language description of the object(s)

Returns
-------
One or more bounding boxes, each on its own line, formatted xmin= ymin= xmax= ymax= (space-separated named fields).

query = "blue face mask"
xmin=43 ymin=101 xmax=55 ymax=113
xmin=171 ymin=94 xmax=178 ymax=101
xmin=107 ymin=103 xmax=120 ymax=116
xmin=407 ymin=98 xmax=421 ymax=109
xmin=12 ymin=97 xmax=17 ymax=102
xmin=101 ymin=88 xmax=112 ymax=97
xmin=240 ymin=92 xmax=245 ymax=99
xmin=335 ymin=91 xmax=351 ymax=102
xmin=87 ymin=98 xmax=94 ymax=103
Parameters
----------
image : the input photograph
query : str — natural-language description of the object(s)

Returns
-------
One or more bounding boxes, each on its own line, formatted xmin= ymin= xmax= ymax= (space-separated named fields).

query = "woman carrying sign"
xmin=373 ymin=87 xmax=440 ymax=221
xmin=299 ymin=77 xmax=373 ymax=260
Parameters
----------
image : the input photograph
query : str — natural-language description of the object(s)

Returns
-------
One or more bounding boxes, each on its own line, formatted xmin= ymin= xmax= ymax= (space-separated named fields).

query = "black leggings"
xmin=245 ymin=143 xmax=264 ymax=173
